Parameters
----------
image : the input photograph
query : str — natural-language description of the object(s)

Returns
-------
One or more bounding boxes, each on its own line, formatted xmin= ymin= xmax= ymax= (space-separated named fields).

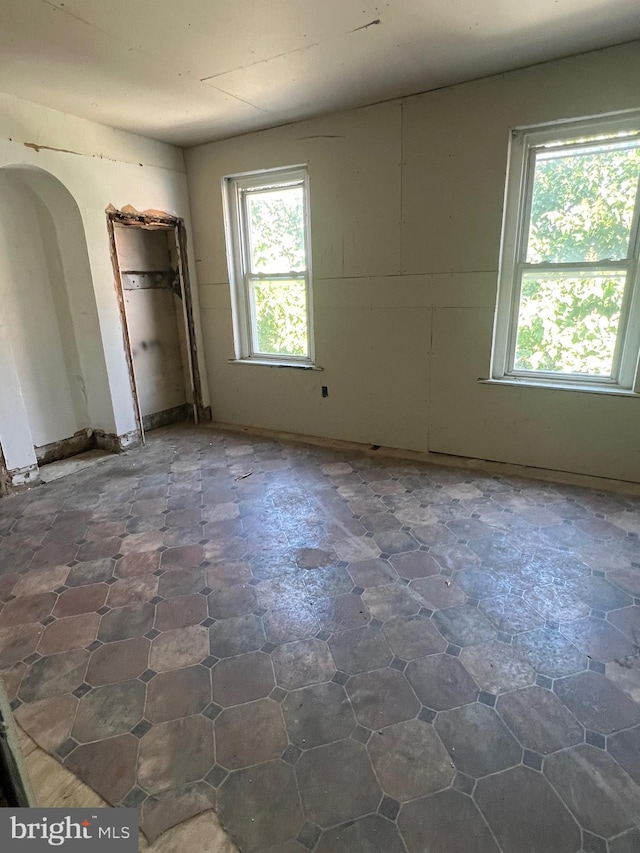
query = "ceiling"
xmin=2 ymin=0 xmax=640 ymax=147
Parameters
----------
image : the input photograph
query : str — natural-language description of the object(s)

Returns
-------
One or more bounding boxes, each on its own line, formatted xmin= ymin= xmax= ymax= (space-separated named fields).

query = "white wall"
xmin=0 ymin=94 xmax=209 ymax=476
xmin=186 ymin=40 xmax=640 ymax=483
xmin=0 ymin=172 xmax=89 ymax=448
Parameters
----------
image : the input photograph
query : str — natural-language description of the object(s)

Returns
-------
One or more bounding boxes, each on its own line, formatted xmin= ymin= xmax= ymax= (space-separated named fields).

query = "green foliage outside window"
xmin=247 ymin=187 xmax=308 ymax=356
xmin=515 ymin=142 xmax=640 ymax=375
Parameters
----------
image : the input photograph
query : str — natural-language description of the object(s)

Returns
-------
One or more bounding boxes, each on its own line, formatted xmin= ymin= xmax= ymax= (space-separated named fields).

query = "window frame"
xmin=491 ymin=112 xmax=640 ymax=394
xmin=222 ymin=165 xmax=315 ymax=367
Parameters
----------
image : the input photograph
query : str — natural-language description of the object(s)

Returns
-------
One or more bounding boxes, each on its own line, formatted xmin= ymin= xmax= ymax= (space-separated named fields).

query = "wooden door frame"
xmin=106 ymin=208 xmax=205 ymax=443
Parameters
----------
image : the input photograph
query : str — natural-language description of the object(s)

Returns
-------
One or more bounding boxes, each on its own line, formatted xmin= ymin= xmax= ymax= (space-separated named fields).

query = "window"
xmin=223 ymin=166 xmax=314 ymax=366
xmin=491 ymin=113 xmax=640 ymax=392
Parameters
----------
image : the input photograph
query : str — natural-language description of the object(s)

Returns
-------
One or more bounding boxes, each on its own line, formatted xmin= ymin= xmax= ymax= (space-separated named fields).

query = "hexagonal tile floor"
xmin=1 ymin=424 xmax=640 ymax=852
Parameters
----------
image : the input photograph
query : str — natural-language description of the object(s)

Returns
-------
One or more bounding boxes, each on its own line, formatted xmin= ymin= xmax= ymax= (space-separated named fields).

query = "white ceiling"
xmin=2 ymin=0 xmax=640 ymax=147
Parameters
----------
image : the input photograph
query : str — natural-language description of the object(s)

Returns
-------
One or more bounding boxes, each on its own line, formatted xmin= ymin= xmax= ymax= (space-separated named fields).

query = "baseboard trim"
xmin=94 ymin=429 xmax=140 ymax=453
xmin=207 ymin=421 xmax=640 ymax=496
xmin=35 ymin=429 xmax=95 ymax=466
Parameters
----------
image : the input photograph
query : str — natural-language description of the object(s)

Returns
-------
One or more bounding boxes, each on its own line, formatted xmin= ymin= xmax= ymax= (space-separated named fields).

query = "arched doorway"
xmin=0 ymin=166 xmax=107 ymax=482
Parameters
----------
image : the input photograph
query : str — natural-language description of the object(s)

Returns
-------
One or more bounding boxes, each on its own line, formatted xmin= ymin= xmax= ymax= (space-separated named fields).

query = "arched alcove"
xmin=0 ymin=165 xmax=107 ymax=468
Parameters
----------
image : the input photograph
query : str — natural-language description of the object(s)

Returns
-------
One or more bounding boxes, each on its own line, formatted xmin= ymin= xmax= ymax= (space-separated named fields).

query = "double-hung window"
xmin=491 ymin=113 xmax=640 ymax=392
xmin=223 ymin=166 xmax=314 ymax=366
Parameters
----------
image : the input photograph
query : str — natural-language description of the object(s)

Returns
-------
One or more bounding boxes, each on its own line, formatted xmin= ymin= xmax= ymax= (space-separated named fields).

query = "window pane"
xmin=252 ymin=279 xmax=308 ymax=357
xmin=514 ymin=271 xmax=626 ymax=376
xmin=526 ymin=141 xmax=640 ymax=263
xmin=247 ymin=186 xmax=306 ymax=273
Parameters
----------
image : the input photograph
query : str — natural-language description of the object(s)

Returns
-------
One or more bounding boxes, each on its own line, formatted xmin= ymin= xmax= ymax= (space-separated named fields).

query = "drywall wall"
xmin=0 ymin=94 xmax=209 ymax=480
xmin=186 ymin=40 xmax=640 ymax=482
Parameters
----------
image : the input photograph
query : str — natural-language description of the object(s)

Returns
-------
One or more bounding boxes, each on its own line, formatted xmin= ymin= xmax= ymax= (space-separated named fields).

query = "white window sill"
xmin=228 ymin=358 xmax=323 ymax=370
xmin=479 ymin=377 xmax=639 ymax=397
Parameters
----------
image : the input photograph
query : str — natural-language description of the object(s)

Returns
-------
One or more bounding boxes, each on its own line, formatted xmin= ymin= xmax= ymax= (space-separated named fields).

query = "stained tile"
xmin=0 ymin=592 xmax=56 ymax=627
xmin=0 ymin=623 xmax=43 ymax=667
xmin=12 ymin=565 xmax=69 ymax=597
xmin=405 ymin=653 xmax=478 ymax=710
xmin=491 ymin=553 xmax=556 ymax=590
xmin=316 ymin=814 xmax=406 ymax=853
xmin=381 ymin=614 xmax=446 ymax=661
xmin=282 ymin=681 xmax=355 ymax=749
xmin=119 ymin=531 xmax=163 ymax=555
xmin=209 ymin=613 xmax=265 ymax=658
xmin=14 ymin=693 xmax=78 ymax=752
xmin=253 ymin=575 xmax=306 ymax=613
xmin=296 ymin=739 xmax=381 ymax=827
xmin=65 ymin=734 xmax=137 ymax=805
xmin=146 ymin=665 xmax=211 ymax=722
xmin=455 ymin=567 xmax=511 ymax=599
xmin=76 ymin=537 xmax=122 ymax=562
xmin=272 ymin=638 xmax=335 ymax=690
xmin=479 ymin=594 xmax=545 ymax=634
xmin=409 ymin=575 xmax=466 ymax=609
xmin=86 ymin=637 xmax=149 ymax=685
xmin=155 ymin=594 xmax=207 ymax=631
xmin=218 ymin=761 xmax=303 ymax=851
xmin=566 ymin=576 xmax=632 ymax=612
xmin=460 ymin=640 xmax=535 ymax=694
xmin=607 ymin=605 xmax=640 ymax=641
xmin=263 ymin=602 xmax=319 ymax=644
xmin=211 ymin=651 xmax=274 ymax=706
xmin=208 ymin=583 xmax=257 ymax=619
xmin=430 ymin=543 xmax=482 ymax=572
xmin=115 ymin=551 xmax=161 ymax=578
xmin=66 ymin=558 xmax=115 ymax=587
xmin=314 ymin=592 xmax=370 ymax=631
xmin=560 ymin=616 xmax=636 ymax=662
xmin=19 ymin=649 xmax=89 ymax=702
xmin=608 ymin=567 xmax=640 ymax=597
xmin=215 ymin=698 xmax=287 ymax=769
xmin=72 ymin=679 xmax=145 ymax=742
xmin=304 ymin=566 xmax=353 ymax=598
xmin=545 ymin=744 xmax=640 ymax=838
xmin=54 ymin=583 xmax=108 ymax=617
xmin=38 ymin=613 xmax=100 ymax=655
xmin=161 ymin=544 xmax=205 ymax=570
xmin=496 ymin=685 xmax=584 ymax=753
xmin=606 ymin=657 xmax=640 ymax=704
xmin=333 ymin=536 xmax=380 ymax=564
xmin=347 ymin=667 xmax=420 ymax=728
xmin=398 ymin=789 xmax=500 ymax=853
xmin=328 ymin=625 xmax=393 ymax=674
xmin=138 ymin=715 xmax=214 ymax=794
xmin=554 ymin=670 xmax=640 ymax=734
xmin=98 ymin=602 xmax=154 ymax=642
xmin=433 ymin=605 xmax=496 ymax=647
xmin=368 ymin=718 xmax=454 ymax=801
xmin=361 ymin=584 xmax=419 ymax=621
xmin=475 ymin=765 xmax=581 ymax=853
xmin=522 ymin=584 xmax=588 ymax=624
xmin=205 ymin=536 xmax=247 ymax=563
xmin=150 ymin=625 xmax=210 ymax=671
xmin=610 ymin=829 xmax=640 ymax=853
xmin=608 ymin=725 xmax=640 ymax=786
xmin=212 ymin=558 xmax=253 ymax=590
xmin=107 ymin=575 xmax=158 ymax=608
xmin=435 ymin=702 xmax=521 ymax=777
xmin=140 ymin=781 xmax=216 ymax=843
xmin=157 ymin=566 xmax=205 ymax=598
xmin=513 ymin=627 xmax=587 ymax=678
xmin=0 ymin=573 xmax=19 ymax=601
